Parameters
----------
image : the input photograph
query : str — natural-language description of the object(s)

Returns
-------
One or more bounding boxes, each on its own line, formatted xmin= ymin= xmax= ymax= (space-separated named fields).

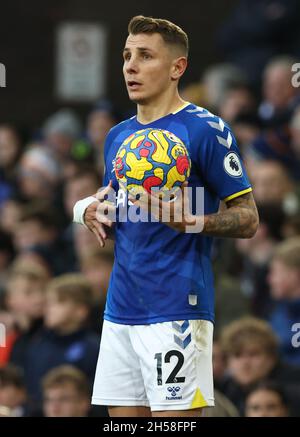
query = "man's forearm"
xmin=195 ymin=193 xmax=259 ymax=238
xmin=200 ymin=208 xmax=257 ymax=238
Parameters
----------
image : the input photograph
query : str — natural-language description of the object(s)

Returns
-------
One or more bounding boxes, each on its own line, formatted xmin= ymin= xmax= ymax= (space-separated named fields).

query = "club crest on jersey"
xmin=223 ymin=152 xmax=243 ymax=177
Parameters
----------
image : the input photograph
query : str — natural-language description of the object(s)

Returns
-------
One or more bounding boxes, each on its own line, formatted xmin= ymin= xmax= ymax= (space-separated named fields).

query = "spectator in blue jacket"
xmin=18 ymin=274 xmax=100 ymax=408
xmin=268 ymin=237 xmax=300 ymax=365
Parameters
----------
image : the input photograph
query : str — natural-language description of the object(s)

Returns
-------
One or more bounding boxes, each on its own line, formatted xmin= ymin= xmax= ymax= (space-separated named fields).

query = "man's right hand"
xmin=84 ymin=181 xmax=115 ymax=247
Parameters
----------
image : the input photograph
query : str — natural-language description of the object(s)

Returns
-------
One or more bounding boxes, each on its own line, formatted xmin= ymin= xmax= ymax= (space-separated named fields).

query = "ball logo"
xmin=223 ymin=152 xmax=243 ymax=177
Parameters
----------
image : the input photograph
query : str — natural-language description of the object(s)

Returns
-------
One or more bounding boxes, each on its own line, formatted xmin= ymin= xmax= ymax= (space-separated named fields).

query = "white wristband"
xmin=73 ymin=196 xmax=98 ymax=227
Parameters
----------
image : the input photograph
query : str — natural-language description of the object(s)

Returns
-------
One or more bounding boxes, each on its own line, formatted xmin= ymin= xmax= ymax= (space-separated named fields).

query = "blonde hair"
xmin=273 ymin=237 xmax=300 ymax=269
xmin=221 ymin=317 xmax=278 ymax=357
xmin=42 ymin=365 xmax=90 ymax=397
xmin=46 ymin=273 xmax=93 ymax=308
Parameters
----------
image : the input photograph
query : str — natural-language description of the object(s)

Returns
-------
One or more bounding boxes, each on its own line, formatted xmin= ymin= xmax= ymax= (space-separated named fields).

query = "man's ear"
xmin=171 ymin=57 xmax=187 ymax=80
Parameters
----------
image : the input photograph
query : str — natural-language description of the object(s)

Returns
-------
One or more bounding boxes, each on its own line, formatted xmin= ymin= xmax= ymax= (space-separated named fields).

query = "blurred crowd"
xmin=1 ymin=1 xmax=300 ymax=418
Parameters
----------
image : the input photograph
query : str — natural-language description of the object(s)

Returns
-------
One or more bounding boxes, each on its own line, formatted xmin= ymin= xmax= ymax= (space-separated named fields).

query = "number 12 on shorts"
xmin=154 ymin=350 xmax=186 ymax=385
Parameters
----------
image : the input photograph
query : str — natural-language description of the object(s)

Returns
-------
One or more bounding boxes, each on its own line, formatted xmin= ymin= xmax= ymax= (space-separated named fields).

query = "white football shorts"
xmin=92 ymin=319 xmax=214 ymax=411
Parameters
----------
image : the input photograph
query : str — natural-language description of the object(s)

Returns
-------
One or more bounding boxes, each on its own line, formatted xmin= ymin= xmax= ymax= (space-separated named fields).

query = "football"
xmin=114 ymin=128 xmax=191 ymax=197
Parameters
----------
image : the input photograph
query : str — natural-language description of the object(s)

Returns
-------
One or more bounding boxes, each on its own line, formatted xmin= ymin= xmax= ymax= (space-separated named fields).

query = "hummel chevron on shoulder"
xmin=187 ymin=106 xmax=232 ymax=149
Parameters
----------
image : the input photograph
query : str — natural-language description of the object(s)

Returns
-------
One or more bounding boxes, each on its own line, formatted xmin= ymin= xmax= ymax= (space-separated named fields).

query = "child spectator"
xmin=80 ymin=247 xmax=114 ymax=334
xmin=42 ymin=365 xmax=91 ymax=417
xmin=220 ymin=317 xmax=300 ymax=416
xmin=13 ymin=203 xmax=73 ymax=274
xmin=21 ymin=274 xmax=100 ymax=407
xmin=245 ymin=381 xmax=289 ymax=417
xmin=1 ymin=257 xmax=50 ymax=367
xmin=0 ymin=364 xmax=27 ymax=416
xmin=268 ymin=237 xmax=300 ymax=365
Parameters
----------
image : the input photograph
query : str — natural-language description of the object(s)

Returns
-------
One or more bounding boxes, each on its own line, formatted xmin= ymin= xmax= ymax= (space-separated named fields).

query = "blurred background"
xmin=1 ymin=0 xmax=300 ymax=419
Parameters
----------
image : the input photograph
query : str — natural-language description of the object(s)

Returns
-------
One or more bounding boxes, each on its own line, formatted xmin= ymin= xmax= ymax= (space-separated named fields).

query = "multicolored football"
xmin=114 ymin=128 xmax=191 ymax=197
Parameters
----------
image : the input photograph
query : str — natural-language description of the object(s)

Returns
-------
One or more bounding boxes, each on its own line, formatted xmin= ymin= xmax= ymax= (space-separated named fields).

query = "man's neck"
xmin=136 ymin=91 xmax=187 ymax=124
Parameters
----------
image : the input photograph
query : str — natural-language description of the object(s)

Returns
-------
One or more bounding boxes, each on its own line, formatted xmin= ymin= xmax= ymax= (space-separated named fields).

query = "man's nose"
xmin=125 ymin=57 xmax=138 ymax=73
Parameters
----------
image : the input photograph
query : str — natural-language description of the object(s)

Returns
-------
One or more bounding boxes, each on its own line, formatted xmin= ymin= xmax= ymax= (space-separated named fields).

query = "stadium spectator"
xmin=203 ymin=390 xmax=240 ymax=417
xmin=80 ymin=247 xmax=114 ymax=333
xmin=73 ymin=224 xmax=101 ymax=263
xmin=17 ymin=145 xmax=61 ymax=202
xmin=202 ymin=63 xmax=247 ymax=112
xmin=234 ymin=204 xmax=285 ymax=317
xmin=0 ymin=198 xmax=23 ymax=236
xmin=268 ymin=237 xmax=300 ymax=365
xmin=0 ymin=364 xmax=27 ymax=416
xmin=245 ymin=381 xmax=289 ymax=417
xmin=231 ymin=111 xmax=262 ymax=154
xmin=0 ymin=230 xmax=15 ymax=293
xmin=6 ymin=256 xmax=50 ymax=368
xmin=0 ymin=125 xmax=22 ymax=173
xmin=42 ymin=365 xmax=91 ymax=417
xmin=20 ymin=274 xmax=100 ymax=407
xmin=259 ymin=56 xmax=300 ymax=126
xmin=0 ymin=124 xmax=22 ymax=206
xmin=212 ymin=337 xmax=227 ymax=390
xmin=43 ymin=109 xmax=82 ymax=164
xmin=219 ymin=85 xmax=256 ymax=124
xmin=63 ymin=167 xmax=101 ymax=220
xmin=290 ymin=106 xmax=300 ymax=159
xmin=62 ymin=167 xmax=102 ymax=270
xmin=220 ymin=317 xmax=300 ymax=416
xmin=13 ymin=204 xmax=73 ymax=275
xmin=250 ymin=160 xmax=294 ymax=205
xmin=86 ymin=99 xmax=120 ymax=172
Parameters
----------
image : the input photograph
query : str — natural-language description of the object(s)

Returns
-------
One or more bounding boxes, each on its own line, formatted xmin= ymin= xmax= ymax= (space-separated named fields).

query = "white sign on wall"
xmin=0 ymin=63 xmax=6 ymax=87
xmin=56 ymin=22 xmax=106 ymax=101
xmin=0 ymin=323 xmax=5 ymax=347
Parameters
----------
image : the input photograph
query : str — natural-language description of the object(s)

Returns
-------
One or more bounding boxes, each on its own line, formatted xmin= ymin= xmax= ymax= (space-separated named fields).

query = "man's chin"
xmin=128 ymin=92 xmax=148 ymax=105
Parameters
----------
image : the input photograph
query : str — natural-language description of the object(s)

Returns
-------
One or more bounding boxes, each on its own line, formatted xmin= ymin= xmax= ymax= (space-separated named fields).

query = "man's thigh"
xmin=92 ymin=320 xmax=149 ymax=408
xmin=131 ymin=319 xmax=215 ymax=413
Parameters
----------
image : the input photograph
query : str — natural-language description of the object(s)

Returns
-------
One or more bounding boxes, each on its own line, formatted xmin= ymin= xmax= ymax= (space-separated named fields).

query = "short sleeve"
xmin=197 ymin=115 xmax=252 ymax=202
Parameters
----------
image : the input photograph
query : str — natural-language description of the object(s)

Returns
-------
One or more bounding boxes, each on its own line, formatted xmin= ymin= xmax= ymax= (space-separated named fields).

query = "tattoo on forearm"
xmin=203 ymin=193 xmax=259 ymax=238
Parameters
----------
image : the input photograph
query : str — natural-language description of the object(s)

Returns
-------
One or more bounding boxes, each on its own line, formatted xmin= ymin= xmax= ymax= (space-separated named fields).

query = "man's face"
xmin=268 ymin=259 xmax=300 ymax=300
xmin=123 ymin=33 xmax=177 ymax=104
xmin=263 ymin=65 xmax=295 ymax=109
xmin=0 ymin=127 xmax=19 ymax=167
xmin=251 ymin=161 xmax=292 ymax=204
xmin=64 ymin=175 xmax=99 ymax=218
xmin=13 ymin=220 xmax=54 ymax=251
xmin=87 ymin=111 xmax=116 ymax=146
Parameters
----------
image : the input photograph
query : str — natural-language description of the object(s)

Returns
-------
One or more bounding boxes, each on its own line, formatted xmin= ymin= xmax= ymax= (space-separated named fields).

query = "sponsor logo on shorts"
xmin=166 ymin=386 xmax=182 ymax=401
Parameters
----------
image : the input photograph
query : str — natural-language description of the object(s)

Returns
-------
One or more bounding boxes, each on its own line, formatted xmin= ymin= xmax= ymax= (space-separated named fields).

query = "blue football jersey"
xmin=102 ymin=103 xmax=252 ymax=325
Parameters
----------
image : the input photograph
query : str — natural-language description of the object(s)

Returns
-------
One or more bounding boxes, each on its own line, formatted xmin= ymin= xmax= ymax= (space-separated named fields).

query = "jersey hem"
xmin=103 ymin=312 xmax=214 ymax=325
